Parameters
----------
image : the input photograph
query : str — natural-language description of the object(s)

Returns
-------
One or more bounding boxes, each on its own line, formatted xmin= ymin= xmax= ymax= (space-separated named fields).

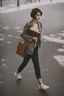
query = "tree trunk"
xmin=1 ymin=0 xmax=2 ymax=6
xmin=17 ymin=0 xmax=19 ymax=7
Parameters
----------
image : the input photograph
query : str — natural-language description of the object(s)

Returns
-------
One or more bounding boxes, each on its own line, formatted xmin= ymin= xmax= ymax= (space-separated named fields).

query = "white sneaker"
xmin=38 ymin=83 xmax=49 ymax=90
xmin=14 ymin=71 xmax=22 ymax=80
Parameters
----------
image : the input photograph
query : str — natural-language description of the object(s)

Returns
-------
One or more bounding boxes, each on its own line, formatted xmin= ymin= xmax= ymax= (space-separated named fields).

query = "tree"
xmin=50 ymin=0 xmax=52 ymax=2
xmin=0 ymin=0 xmax=2 ymax=6
xmin=17 ymin=0 xmax=19 ymax=7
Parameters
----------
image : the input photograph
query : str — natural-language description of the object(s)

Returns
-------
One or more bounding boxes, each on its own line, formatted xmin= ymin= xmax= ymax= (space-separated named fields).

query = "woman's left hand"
xmin=33 ymin=37 xmax=38 ymax=40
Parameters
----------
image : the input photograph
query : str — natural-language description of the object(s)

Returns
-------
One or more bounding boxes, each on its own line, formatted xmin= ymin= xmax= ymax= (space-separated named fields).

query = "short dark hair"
xmin=30 ymin=8 xmax=43 ymax=19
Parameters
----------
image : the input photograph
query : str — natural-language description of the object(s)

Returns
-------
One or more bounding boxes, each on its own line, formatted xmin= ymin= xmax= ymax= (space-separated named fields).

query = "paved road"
xmin=0 ymin=3 xmax=64 ymax=96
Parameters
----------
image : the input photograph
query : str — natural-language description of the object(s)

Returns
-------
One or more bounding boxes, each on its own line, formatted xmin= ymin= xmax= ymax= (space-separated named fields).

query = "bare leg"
xmin=37 ymin=78 xmax=43 ymax=85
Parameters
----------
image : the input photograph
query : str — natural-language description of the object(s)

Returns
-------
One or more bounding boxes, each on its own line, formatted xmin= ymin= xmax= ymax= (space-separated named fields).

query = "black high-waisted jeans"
xmin=17 ymin=43 xmax=41 ymax=79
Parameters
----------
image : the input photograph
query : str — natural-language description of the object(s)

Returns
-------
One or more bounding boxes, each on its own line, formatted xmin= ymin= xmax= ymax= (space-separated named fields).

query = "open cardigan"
xmin=20 ymin=19 xmax=43 ymax=55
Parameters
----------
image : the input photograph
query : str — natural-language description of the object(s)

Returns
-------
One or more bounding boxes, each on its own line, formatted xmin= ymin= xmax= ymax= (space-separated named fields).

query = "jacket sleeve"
xmin=39 ymin=21 xmax=43 ymax=41
xmin=20 ymin=22 xmax=35 ymax=43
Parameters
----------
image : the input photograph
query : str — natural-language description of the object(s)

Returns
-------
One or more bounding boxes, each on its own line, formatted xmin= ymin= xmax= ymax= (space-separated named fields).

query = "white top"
xmin=33 ymin=23 xmax=38 ymax=28
xmin=29 ymin=23 xmax=39 ymax=33
xmin=33 ymin=23 xmax=39 ymax=32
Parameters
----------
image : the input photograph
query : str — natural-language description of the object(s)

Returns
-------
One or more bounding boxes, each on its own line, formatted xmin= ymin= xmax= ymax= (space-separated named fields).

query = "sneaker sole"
xmin=17 ymin=78 xmax=22 ymax=80
xmin=14 ymin=72 xmax=22 ymax=80
xmin=38 ymin=86 xmax=49 ymax=90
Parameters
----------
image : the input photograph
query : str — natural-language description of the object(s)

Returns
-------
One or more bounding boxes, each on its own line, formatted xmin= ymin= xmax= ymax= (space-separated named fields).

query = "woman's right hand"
xmin=33 ymin=37 xmax=38 ymax=40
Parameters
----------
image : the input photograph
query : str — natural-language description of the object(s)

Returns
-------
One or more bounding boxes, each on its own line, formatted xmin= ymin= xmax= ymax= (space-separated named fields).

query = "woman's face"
xmin=34 ymin=12 xmax=41 ymax=21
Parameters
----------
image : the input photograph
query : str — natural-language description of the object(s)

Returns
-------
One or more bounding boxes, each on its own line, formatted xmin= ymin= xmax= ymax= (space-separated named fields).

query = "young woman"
xmin=14 ymin=8 xmax=49 ymax=90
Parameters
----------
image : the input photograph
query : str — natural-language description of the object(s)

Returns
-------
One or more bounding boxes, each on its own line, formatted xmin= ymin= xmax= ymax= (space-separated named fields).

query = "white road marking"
xmin=61 ymin=30 xmax=64 ymax=33
xmin=55 ymin=36 xmax=62 ymax=39
xmin=8 ymin=4 xmax=16 ymax=7
xmin=1 ymin=59 xmax=5 ymax=61
xmin=49 ymin=34 xmax=56 ymax=37
xmin=0 ymin=38 xmax=5 ymax=41
xmin=7 ymin=34 xmax=13 ymax=37
xmin=53 ymin=55 xmax=64 ymax=67
xmin=57 ymin=33 xmax=64 ymax=37
xmin=10 ymin=72 xmax=13 ymax=74
xmin=15 ymin=36 xmax=20 ymax=39
xmin=0 ymin=33 xmax=3 ymax=36
xmin=3 ymin=26 xmax=10 ymax=30
xmin=29 ymin=69 xmax=34 ymax=72
xmin=1 ymin=58 xmax=8 ymax=62
xmin=17 ymin=30 xmax=23 ymax=33
xmin=57 ymin=48 xmax=64 ymax=52
xmin=43 ymin=39 xmax=48 ymax=42
xmin=42 ymin=35 xmax=64 ymax=44
xmin=0 ymin=81 xmax=4 ymax=84
xmin=32 ymin=69 xmax=34 ymax=72
xmin=2 ymin=63 xmax=7 ymax=67
xmin=45 ymin=69 xmax=48 ymax=71
xmin=14 ymin=27 xmax=21 ymax=30
xmin=7 ymin=41 xmax=12 ymax=43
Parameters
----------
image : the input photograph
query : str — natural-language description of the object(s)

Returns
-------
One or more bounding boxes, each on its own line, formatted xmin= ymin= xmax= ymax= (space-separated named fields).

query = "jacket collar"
xmin=29 ymin=19 xmax=40 ymax=30
xmin=29 ymin=19 xmax=38 ymax=24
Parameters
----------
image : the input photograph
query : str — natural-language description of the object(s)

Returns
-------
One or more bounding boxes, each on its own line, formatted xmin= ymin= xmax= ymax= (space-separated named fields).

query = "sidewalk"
xmin=0 ymin=0 xmax=64 ymax=14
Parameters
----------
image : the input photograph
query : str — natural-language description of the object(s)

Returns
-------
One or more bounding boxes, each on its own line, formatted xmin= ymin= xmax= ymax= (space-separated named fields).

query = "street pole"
xmin=17 ymin=0 xmax=19 ymax=7
xmin=1 ymin=0 xmax=2 ymax=6
xmin=38 ymin=0 xmax=40 ymax=2
xmin=50 ymin=0 xmax=52 ymax=2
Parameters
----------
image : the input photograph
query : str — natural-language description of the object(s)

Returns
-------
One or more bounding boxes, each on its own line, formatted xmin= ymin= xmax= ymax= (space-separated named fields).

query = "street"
xmin=0 ymin=2 xmax=64 ymax=96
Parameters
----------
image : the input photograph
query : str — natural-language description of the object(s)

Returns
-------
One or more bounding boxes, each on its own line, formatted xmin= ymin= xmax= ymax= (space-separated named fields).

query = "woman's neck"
xmin=32 ymin=19 xmax=38 ymax=24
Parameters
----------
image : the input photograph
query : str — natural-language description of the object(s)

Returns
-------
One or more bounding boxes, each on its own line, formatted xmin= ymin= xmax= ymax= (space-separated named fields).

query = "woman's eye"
xmin=37 ymin=15 xmax=40 ymax=16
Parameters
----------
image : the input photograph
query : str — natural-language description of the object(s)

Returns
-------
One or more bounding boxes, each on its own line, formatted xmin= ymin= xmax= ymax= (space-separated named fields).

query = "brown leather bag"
xmin=16 ymin=41 xmax=28 ymax=57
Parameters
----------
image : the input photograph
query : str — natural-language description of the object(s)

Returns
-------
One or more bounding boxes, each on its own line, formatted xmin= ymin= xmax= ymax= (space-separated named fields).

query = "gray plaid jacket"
xmin=20 ymin=19 xmax=43 ymax=55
